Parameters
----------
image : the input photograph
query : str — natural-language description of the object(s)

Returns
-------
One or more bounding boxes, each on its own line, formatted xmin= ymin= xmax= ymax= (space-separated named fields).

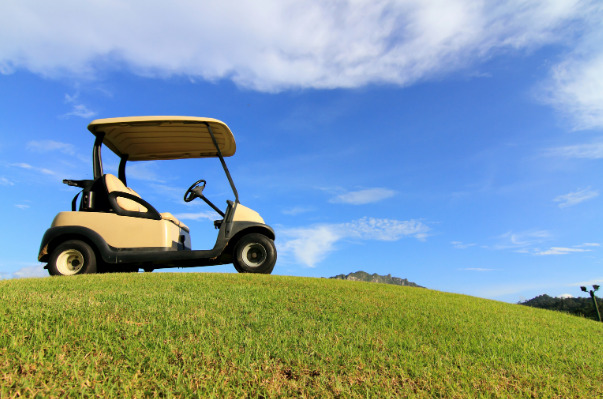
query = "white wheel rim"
xmin=241 ymin=243 xmax=267 ymax=267
xmin=56 ymin=249 xmax=85 ymax=275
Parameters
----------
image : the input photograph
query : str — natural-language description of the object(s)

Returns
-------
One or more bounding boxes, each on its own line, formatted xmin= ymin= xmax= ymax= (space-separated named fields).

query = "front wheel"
xmin=233 ymin=233 xmax=276 ymax=274
xmin=48 ymin=240 xmax=97 ymax=276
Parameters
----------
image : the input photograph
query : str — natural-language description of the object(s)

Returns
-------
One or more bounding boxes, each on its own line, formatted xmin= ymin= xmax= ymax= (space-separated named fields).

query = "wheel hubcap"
xmin=56 ymin=249 xmax=85 ymax=275
xmin=242 ymin=243 xmax=267 ymax=267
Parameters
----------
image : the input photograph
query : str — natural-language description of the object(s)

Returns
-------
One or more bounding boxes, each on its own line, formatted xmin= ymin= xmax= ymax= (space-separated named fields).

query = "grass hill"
xmin=329 ymin=270 xmax=423 ymax=287
xmin=1 ymin=273 xmax=601 ymax=397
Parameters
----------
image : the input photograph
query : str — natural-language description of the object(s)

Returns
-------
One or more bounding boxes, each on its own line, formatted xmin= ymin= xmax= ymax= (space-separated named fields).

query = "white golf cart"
xmin=38 ymin=116 xmax=276 ymax=275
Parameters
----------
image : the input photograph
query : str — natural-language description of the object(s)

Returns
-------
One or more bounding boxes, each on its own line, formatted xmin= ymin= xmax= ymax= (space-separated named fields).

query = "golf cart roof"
xmin=87 ymin=116 xmax=236 ymax=161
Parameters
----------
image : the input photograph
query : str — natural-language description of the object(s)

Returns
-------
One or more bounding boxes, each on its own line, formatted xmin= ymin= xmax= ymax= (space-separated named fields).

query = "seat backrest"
xmin=104 ymin=174 xmax=148 ymax=213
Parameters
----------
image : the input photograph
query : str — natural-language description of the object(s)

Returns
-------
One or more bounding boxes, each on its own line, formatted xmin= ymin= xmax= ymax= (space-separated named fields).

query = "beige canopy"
xmin=87 ymin=116 xmax=236 ymax=161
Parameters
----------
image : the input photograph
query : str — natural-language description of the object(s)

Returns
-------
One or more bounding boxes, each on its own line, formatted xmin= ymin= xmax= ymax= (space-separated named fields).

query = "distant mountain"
xmin=329 ymin=271 xmax=423 ymax=288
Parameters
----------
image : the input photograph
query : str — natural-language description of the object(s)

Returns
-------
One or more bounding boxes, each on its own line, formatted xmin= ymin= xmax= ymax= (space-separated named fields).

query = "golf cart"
xmin=38 ymin=116 xmax=276 ymax=275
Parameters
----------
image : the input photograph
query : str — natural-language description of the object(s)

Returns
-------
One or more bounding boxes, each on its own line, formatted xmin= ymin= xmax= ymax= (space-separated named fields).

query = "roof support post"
xmin=205 ymin=122 xmax=239 ymax=203
xmin=118 ymin=155 xmax=129 ymax=186
xmin=93 ymin=132 xmax=105 ymax=179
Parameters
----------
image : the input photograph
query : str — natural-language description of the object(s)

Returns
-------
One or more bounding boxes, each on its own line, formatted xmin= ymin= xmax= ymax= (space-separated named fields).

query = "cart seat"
xmin=159 ymin=212 xmax=189 ymax=232
xmin=104 ymin=174 xmax=189 ymax=232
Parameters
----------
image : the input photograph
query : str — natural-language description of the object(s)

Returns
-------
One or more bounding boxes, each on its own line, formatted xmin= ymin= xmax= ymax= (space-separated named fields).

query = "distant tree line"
xmin=329 ymin=271 xmax=423 ymax=288
xmin=519 ymin=294 xmax=602 ymax=321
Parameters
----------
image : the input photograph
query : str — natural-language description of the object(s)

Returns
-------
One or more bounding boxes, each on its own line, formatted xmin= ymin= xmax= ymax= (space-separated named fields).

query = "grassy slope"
xmin=1 ymin=273 xmax=601 ymax=398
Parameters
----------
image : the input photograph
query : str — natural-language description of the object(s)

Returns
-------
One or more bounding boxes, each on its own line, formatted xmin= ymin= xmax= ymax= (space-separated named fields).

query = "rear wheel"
xmin=233 ymin=233 xmax=276 ymax=274
xmin=48 ymin=240 xmax=97 ymax=276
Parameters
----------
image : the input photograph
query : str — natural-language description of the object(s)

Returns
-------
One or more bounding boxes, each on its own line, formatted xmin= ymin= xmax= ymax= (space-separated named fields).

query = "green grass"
xmin=1 ymin=273 xmax=601 ymax=398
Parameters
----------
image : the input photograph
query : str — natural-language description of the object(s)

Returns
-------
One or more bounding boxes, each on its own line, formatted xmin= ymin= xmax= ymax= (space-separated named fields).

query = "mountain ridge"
xmin=329 ymin=270 xmax=423 ymax=288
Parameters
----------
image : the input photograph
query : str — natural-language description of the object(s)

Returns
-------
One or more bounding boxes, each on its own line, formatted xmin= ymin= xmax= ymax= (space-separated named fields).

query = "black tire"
xmin=233 ymin=233 xmax=277 ymax=274
xmin=48 ymin=240 xmax=97 ymax=276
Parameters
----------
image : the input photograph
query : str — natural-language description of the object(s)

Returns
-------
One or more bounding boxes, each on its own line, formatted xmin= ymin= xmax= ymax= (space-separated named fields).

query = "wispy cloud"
xmin=172 ymin=211 xmax=216 ymax=222
xmin=11 ymin=162 xmax=56 ymax=175
xmin=547 ymin=141 xmax=603 ymax=159
xmin=451 ymin=241 xmax=476 ymax=249
xmin=494 ymin=230 xmax=551 ymax=251
xmin=62 ymin=92 xmax=96 ymax=119
xmin=534 ymin=246 xmax=592 ymax=256
xmin=127 ymin=162 xmax=166 ymax=183
xmin=533 ymin=243 xmax=598 ymax=256
xmin=146 ymin=183 xmax=188 ymax=204
xmin=491 ymin=229 xmax=600 ymax=256
xmin=27 ymin=140 xmax=76 ymax=155
xmin=576 ymin=243 xmax=600 ymax=248
xmin=570 ymin=277 xmax=603 ymax=287
xmin=330 ymin=188 xmax=396 ymax=205
xmin=12 ymin=264 xmax=47 ymax=279
xmin=554 ymin=187 xmax=599 ymax=208
xmin=0 ymin=176 xmax=14 ymax=186
xmin=279 ymin=217 xmax=429 ymax=267
xmin=282 ymin=206 xmax=313 ymax=216
xmin=63 ymin=104 xmax=96 ymax=119
xmin=15 ymin=204 xmax=30 ymax=210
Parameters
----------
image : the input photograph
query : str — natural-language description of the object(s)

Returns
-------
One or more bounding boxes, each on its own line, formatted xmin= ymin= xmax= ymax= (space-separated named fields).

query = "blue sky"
xmin=1 ymin=0 xmax=602 ymax=302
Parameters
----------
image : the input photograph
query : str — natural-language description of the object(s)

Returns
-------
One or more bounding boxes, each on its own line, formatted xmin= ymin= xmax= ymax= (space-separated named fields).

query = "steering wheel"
xmin=184 ymin=179 xmax=206 ymax=202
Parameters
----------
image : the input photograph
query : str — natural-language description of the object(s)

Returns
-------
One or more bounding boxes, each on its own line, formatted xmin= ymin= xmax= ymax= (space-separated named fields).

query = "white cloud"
xmin=12 ymin=264 xmax=47 ymax=279
xmin=494 ymin=230 xmax=598 ymax=255
xmin=534 ymin=246 xmax=591 ymax=256
xmin=330 ymin=188 xmax=396 ymax=205
xmin=61 ymin=92 xmax=97 ymax=119
xmin=344 ymin=217 xmax=429 ymax=241
xmin=282 ymin=206 xmax=313 ymax=216
xmin=279 ymin=217 xmax=429 ymax=267
xmin=0 ymin=176 xmax=14 ymax=186
xmin=63 ymin=104 xmax=96 ymax=119
xmin=571 ymin=277 xmax=603 ymax=287
xmin=0 ymin=0 xmax=592 ymax=93
xmin=280 ymin=225 xmax=343 ymax=267
xmin=490 ymin=231 xmax=599 ymax=256
xmin=554 ymin=187 xmax=599 ymax=208
xmin=576 ymin=242 xmax=600 ymax=247
xmin=1 ymin=1 xmax=601 ymax=127
xmin=495 ymin=230 xmax=551 ymax=250
xmin=11 ymin=162 xmax=56 ymax=175
xmin=540 ymin=28 xmax=603 ymax=130
xmin=15 ymin=204 xmax=30 ymax=209
xmin=558 ymin=293 xmax=573 ymax=298
xmin=27 ymin=140 xmax=76 ymax=155
xmin=547 ymin=141 xmax=603 ymax=159
xmin=172 ymin=211 xmax=216 ymax=222
xmin=451 ymin=241 xmax=476 ymax=249
xmin=12 ymin=162 xmax=33 ymax=169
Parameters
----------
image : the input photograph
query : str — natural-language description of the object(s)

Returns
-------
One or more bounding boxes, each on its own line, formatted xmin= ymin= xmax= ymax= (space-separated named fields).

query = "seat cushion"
xmin=160 ymin=212 xmax=190 ymax=232
xmin=104 ymin=174 xmax=148 ymax=213
xmin=105 ymin=174 xmax=188 ymax=231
